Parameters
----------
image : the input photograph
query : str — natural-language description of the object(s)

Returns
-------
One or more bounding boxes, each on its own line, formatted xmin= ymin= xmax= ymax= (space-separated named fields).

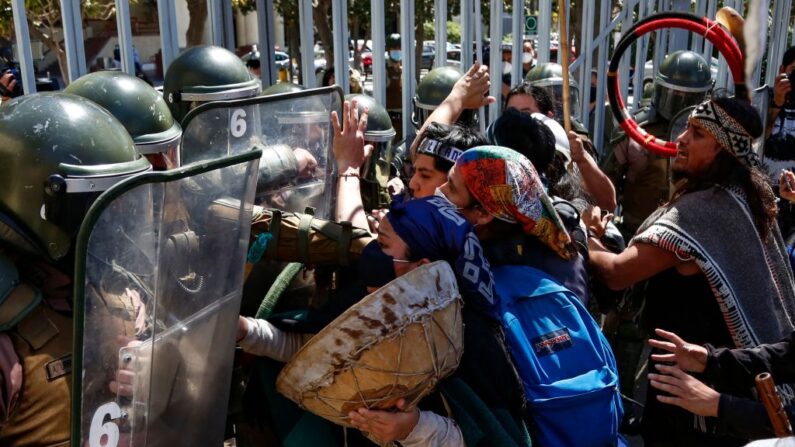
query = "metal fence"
xmin=7 ymin=0 xmax=794 ymax=152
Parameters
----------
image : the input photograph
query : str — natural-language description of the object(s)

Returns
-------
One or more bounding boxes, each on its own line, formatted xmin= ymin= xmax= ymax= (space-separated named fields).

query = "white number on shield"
xmin=231 ymin=109 xmax=247 ymax=138
xmin=89 ymin=401 xmax=122 ymax=447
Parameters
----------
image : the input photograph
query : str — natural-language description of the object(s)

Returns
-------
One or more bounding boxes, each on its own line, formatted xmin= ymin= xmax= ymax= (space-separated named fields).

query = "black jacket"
xmin=703 ymin=331 xmax=795 ymax=440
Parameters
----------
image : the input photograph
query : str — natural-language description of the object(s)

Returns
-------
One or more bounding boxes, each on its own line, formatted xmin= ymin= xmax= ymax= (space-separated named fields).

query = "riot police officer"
xmin=385 ymin=33 xmax=403 ymax=140
xmin=65 ymin=70 xmax=183 ymax=170
xmin=163 ymin=45 xmax=261 ymax=124
xmin=0 ymin=93 xmax=151 ymax=446
xmin=602 ymin=50 xmax=712 ymax=236
xmin=345 ymin=94 xmax=397 ymax=213
xmin=412 ymin=66 xmax=472 ymax=129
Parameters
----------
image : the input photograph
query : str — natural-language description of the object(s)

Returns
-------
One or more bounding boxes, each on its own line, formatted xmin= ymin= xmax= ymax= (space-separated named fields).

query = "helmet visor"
xmin=653 ymin=84 xmax=708 ymax=121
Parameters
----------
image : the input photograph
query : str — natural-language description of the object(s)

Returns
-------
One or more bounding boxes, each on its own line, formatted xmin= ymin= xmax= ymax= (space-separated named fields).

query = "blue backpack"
xmin=493 ymin=265 xmax=623 ymax=447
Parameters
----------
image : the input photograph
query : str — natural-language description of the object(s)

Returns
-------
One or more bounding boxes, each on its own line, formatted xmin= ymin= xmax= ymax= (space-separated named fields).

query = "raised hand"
xmin=451 ymin=62 xmax=496 ymax=110
xmin=331 ymin=100 xmax=372 ymax=173
xmin=649 ymin=328 xmax=709 ymax=373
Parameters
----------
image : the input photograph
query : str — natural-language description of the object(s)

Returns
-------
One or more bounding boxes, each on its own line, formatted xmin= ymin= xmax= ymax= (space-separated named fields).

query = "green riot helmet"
xmin=0 ymin=93 xmax=151 ymax=260
xmin=652 ymin=50 xmax=712 ymax=121
xmin=65 ymin=71 xmax=183 ymax=170
xmin=262 ymin=82 xmax=305 ymax=96
xmin=163 ymin=45 xmax=261 ymax=124
xmin=412 ymin=66 xmax=463 ymax=129
xmin=347 ymin=94 xmax=397 ymax=210
xmin=526 ymin=62 xmax=581 ymax=123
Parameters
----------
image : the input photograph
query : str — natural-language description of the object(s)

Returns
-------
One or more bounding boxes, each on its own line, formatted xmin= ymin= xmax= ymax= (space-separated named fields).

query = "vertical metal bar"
xmin=207 ymin=0 xmax=224 ymax=47
xmin=693 ymin=0 xmax=707 ymax=53
xmin=593 ymin=0 xmax=611 ymax=155
xmin=475 ymin=0 xmax=486 ymax=131
xmin=435 ymin=0 xmax=448 ymax=68
xmin=115 ymin=0 xmax=135 ymax=75
xmin=703 ymin=0 xmax=717 ymax=62
xmin=630 ymin=0 xmax=648 ymax=110
xmin=618 ymin=0 xmax=635 ymax=110
xmin=461 ymin=0 xmax=474 ymax=70
xmin=10 ymin=0 xmax=35 ymax=94
xmin=256 ymin=0 xmax=278 ymax=86
xmin=768 ymin=0 xmax=792 ymax=86
xmin=489 ymin=0 xmax=503 ymax=122
xmin=653 ymin=0 xmax=668 ymax=74
xmin=537 ymin=0 xmax=551 ymax=64
xmin=400 ymin=0 xmax=416 ymax=140
xmin=158 ymin=0 xmax=180 ymax=72
xmin=299 ymin=0 xmax=316 ymax=88
xmin=668 ymin=0 xmax=689 ymax=52
xmin=749 ymin=0 xmax=770 ymax=89
xmin=371 ymin=0 xmax=386 ymax=104
xmin=332 ymin=0 xmax=350 ymax=94
xmin=222 ymin=0 xmax=236 ymax=50
xmin=60 ymin=0 xmax=87 ymax=83
xmin=579 ymin=0 xmax=593 ymax=125
xmin=511 ymin=0 xmax=523 ymax=87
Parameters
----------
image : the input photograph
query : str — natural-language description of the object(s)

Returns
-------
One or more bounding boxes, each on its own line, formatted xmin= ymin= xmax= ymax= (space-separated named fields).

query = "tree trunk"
xmin=186 ymin=0 xmax=208 ymax=46
xmin=314 ymin=0 xmax=334 ymax=72
xmin=351 ymin=16 xmax=362 ymax=71
xmin=415 ymin=24 xmax=424 ymax=81
xmin=28 ymin=21 xmax=68 ymax=85
xmin=287 ymin=20 xmax=300 ymax=83
xmin=572 ymin=0 xmax=582 ymax=61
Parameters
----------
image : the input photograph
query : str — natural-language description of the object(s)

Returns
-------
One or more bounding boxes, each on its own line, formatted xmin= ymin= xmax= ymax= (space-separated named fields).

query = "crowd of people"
xmin=3 ymin=34 xmax=795 ymax=447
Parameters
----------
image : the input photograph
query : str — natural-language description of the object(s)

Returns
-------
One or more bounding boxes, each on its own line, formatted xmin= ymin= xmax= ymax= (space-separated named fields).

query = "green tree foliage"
xmin=0 ymin=0 xmax=125 ymax=84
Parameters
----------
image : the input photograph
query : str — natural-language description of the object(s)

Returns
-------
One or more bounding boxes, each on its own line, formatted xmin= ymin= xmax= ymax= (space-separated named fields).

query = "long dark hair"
xmin=671 ymin=96 xmax=776 ymax=238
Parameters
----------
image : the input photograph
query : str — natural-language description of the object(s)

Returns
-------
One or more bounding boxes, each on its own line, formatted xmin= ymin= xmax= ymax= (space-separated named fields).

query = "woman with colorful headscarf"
xmin=435 ymin=145 xmax=624 ymax=445
xmin=436 ymin=145 xmax=589 ymax=302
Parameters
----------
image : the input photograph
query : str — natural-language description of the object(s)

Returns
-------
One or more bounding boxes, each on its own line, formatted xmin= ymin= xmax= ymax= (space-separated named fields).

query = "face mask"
xmin=389 ymin=50 xmax=402 ymax=62
xmin=522 ymin=52 xmax=533 ymax=65
xmin=434 ymin=186 xmax=451 ymax=202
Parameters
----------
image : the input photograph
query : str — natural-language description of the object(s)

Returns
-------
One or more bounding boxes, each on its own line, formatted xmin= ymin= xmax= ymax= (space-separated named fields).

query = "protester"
xmin=585 ymin=94 xmax=795 ymax=446
xmin=648 ymin=328 xmax=795 ymax=441
xmin=238 ymin=197 xmax=529 ymax=446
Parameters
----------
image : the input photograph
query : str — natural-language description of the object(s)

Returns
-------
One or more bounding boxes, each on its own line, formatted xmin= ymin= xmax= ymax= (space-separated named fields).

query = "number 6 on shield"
xmin=230 ymin=109 xmax=248 ymax=138
xmin=89 ymin=401 xmax=122 ymax=447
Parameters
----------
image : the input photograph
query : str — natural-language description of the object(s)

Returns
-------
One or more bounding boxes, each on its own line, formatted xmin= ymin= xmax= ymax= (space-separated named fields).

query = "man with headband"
xmin=238 ymin=197 xmax=529 ymax=446
xmin=584 ymin=95 xmax=795 ymax=446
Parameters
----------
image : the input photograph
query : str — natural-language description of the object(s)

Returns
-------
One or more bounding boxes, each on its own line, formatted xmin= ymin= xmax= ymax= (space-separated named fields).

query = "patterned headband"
xmin=688 ymin=100 xmax=760 ymax=168
xmin=417 ymin=137 xmax=464 ymax=164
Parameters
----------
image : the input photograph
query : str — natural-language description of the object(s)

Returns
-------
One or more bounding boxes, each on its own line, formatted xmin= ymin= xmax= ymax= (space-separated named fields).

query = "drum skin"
xmin=276 ymin=261 xmax=464 ymax=427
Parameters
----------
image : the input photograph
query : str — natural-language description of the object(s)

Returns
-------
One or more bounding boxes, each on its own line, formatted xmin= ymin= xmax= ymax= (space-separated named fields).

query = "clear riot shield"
xmin=180 ymin=87 xmax=343 ymax=219
xmin=71 ymin=150 xmax=261 ymax=447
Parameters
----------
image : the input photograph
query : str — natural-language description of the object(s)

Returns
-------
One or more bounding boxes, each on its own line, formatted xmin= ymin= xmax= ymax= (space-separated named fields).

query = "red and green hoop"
xmin=607 ymin=12 xmax=746 ymax=157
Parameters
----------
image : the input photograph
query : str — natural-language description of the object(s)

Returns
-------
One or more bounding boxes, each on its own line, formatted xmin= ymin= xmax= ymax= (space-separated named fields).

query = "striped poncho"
xmin=633 ymin=185 xmax=795 ymax=352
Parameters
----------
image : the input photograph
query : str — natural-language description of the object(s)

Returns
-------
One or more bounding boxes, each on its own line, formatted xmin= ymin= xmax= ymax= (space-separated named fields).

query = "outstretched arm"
xmin=409 ymin=62 xmax=495 ymax=156
xmin=583 ymin=206 xmax=682 ymax=290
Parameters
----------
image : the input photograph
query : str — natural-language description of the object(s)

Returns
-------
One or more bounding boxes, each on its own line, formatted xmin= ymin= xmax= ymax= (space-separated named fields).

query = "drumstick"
xmin=755 ymin=372 xmax=794 ymax=437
